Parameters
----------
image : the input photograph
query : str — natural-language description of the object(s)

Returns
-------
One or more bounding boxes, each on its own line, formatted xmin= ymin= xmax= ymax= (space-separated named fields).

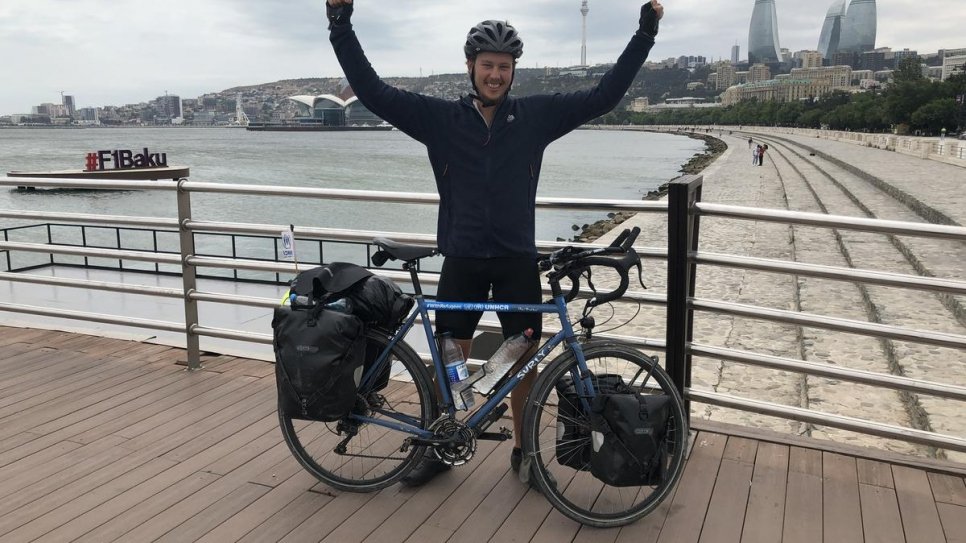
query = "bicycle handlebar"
xmin=541 ymin=227 xmax=643 ymax=306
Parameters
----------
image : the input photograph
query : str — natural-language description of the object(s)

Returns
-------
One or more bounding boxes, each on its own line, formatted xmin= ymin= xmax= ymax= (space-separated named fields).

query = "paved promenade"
xmin=584 ymin=129 xmax=966 ymax=463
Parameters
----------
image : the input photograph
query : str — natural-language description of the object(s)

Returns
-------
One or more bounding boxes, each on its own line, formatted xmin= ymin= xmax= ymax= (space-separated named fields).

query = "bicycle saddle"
xmin=372 ymin=238 xmax=438 ymax=263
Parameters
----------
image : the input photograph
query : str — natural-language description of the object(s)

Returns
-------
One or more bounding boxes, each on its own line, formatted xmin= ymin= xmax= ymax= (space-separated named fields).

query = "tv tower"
xmin=580 ymin=0 xmax=589 ymax=66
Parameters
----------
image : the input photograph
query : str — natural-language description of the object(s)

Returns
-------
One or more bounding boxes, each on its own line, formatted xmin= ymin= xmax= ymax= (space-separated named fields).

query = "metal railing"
xmin=1 ymin=173 xmax=965 ymax=457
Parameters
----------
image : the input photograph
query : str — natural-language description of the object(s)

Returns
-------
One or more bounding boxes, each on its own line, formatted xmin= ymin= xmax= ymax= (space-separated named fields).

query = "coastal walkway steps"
xmin=1 ymin=326 xmax=965 ymax=542
xmin=598 ymin=129 xmax=966 ymax=464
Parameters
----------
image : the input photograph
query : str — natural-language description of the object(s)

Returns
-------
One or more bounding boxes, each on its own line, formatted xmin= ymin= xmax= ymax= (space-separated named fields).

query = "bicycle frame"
xmin=351 ymin=292 xmax=595 ymax=439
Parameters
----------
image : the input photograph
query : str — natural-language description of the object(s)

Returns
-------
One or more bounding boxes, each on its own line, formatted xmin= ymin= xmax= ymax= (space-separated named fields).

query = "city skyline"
xmin=2 ymin=0 xmax=965 ymax=115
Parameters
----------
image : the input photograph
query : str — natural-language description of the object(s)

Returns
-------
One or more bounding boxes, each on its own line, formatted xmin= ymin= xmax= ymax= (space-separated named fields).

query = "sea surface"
xmin=1 ymin=127 xmax=702 ymax=265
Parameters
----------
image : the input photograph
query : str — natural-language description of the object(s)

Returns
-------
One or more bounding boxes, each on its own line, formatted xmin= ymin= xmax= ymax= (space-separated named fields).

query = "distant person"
xmin=940 ymin=127 xmax=946 ymax=142
xmin=753 ymin=144 xmax=762 ymax=165
xmin=748 ymin=137 xmax=753 ymax=149
xmin=324 ymin=0 xmax=665 ymax=488
xmin=759 ymin=144 xmax=768 ymax=166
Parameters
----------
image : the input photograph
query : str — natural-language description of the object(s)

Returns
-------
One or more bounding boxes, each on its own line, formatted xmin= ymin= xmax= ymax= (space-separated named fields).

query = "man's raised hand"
xmin=326 ymin=0 xmax=353 ymax=28
xmin=639 ymin=0 xmax=663 ymax=38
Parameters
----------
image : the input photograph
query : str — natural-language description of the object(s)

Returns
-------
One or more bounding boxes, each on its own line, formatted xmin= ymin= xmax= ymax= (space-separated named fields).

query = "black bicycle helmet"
xmin=464 ymin=20 xmax=523 ymax=60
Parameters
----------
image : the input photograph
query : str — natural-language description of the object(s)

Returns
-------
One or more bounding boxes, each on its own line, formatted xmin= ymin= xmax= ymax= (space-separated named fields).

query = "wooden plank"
xmin=153 ymin=483 xmax=271 ymax=542
xmin=693 ymin=418 xmax=966 ymax=477
xmin=613 ymin=474 xmax=680 ymax=543
xmin=447 ymin=467 xmax=530 ymax=543
xmin=928 ymin=472 xmax=966 ymax=506
xmin=651 ymin=432 xmax=727 ymax=543
xmin=857 ymin=458 xmax=895 ymax=488
xmin=892 ymin=465 xmax=946 ymax=543
xmin=858 ymin=483 xmax=904 ymax=543
xmin=0 ymin=457 xmax=177 ymax=543
xmin=936 ymin=503 xmax=966 ymax=543
xmin=782 ymin=447 xmax=822 ymax=543
xmin=822 ymin=452 xmax=863 ymax=543
xmin=235 ymin=489 xmax=333 ymax=543
xmin=364 ymin=441 xmax=502 ymax=543
xmin=741 ymin=442 xmax=789 ymax=543
xmin=400 ymin=440 xmax=517 ymax=543
xmin=698 ymin=459 xmax=753 ymax=543
xmin=58 ymin=415 xmax=280 ymax=542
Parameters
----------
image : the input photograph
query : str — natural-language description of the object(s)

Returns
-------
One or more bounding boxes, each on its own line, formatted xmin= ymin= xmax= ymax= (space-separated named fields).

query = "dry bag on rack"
xmin=272 ymin=301 xmax=366 ymax=422
xmin=588 ymin=391 xmax=671 ymax=486
xmin=554 ymin=373 xmax=629 ymax=470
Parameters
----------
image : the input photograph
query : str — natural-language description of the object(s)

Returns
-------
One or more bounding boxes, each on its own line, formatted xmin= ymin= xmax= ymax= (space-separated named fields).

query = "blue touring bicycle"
xmin=279 ymin=227 xmax=688 ymax=527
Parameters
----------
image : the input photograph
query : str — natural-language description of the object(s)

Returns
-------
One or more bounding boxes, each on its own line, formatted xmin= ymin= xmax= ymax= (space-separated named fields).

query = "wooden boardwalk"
xmin=1 ymin=325 xmax=964 ymax=543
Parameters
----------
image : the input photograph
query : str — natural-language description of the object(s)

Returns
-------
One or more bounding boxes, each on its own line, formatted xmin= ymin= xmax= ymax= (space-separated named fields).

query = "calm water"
xmin=1 ymin=127 xmax=702 ymax=262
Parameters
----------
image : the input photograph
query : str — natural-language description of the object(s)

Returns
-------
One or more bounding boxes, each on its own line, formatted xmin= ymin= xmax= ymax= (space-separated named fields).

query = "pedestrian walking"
xmin=758 ymin=144 xmax=768 ymax=166
xmin=748 ymin=137 xmax=753 ymax=149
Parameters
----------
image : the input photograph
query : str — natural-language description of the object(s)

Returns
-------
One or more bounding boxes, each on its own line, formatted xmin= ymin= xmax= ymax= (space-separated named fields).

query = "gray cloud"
xmin=1 ymin=0 xmax=964 ymax=114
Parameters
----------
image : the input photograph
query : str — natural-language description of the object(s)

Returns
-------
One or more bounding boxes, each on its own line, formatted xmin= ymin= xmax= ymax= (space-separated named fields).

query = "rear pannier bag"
xmin=588 ymin=392 xmax=671 ymax=487
xmin=272 ymin=303 xmax=366 ymax=421
xmin=347 ymin=274 xmax=414 ymax=330
xmin=554 ymin=373 xmax=629 ymax=470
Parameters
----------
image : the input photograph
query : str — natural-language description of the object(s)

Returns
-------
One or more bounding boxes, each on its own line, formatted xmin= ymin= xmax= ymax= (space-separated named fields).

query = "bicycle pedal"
xmin=477 ymin=427 xmax=512 ymax=442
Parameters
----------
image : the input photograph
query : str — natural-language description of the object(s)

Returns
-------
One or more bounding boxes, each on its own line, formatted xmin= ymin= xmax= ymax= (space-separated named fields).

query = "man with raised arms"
xmin=324 ymin=0 xmax=664 ymax=487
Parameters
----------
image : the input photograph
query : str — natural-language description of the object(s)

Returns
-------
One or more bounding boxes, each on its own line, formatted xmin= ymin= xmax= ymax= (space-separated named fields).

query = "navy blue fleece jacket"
xmin=329 ymin=23 xmax=655 ymax=258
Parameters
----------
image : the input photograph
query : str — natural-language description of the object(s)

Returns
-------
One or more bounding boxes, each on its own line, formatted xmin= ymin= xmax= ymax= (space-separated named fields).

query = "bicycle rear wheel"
xmin=521 ymin=341 xmax=688 ymax=528
xmin=279 ymin=329 xmax=437 ymax=492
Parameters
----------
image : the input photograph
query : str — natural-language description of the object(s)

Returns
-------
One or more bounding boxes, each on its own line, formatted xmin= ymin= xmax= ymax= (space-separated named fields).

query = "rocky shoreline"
xmin=571 ymin=131 xmax=727 ymax=243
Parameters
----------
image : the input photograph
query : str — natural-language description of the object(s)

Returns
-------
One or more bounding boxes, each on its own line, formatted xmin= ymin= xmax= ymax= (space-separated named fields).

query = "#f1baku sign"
xmin=84 ymin=148 xmax=168 ymax=171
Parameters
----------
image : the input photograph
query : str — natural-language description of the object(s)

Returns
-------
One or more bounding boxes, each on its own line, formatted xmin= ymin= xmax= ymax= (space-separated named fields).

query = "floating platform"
xmin=7 ymin=166 xmax=189 ymax=190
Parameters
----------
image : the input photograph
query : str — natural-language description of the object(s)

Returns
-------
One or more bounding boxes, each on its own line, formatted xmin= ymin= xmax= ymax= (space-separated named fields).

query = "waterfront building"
xmin=795 ymin=50 xmax=824 ymax=69
xmin=731 ymin=43 xmax=740 ymax=65
xmin=790 ymin=65 xmax=853 ymax=89
xmin=62 ymin=95 xmax=75 ymax=118
xmin=286 ymin=94 xmax=383 ymax=126
xmin=892 ymin=49 xmax=919 ymax=69
xmin=748 ymin=63 xmax=772 ymax=83
xmin=713 ymin=61 xmax=737 ymax=90
xmin=942 ymin=55 xmax=966 ymax=81
xmin=818 ymin=0 xmax=847 ymax=57
xmin=626 ymin=96 xmax=650 ymax=113
xmin=748 ymin=0 xmax=782 ymax=64
xmin=156 ymin=94 xmax=183 ymax=121
xmin=838 ymin=0 xmax=876 ymax=54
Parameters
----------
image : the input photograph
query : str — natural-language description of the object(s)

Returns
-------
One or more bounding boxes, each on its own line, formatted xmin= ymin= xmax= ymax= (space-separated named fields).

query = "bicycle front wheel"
xmin=279 ymin=329 xmax=437 ymax=492
xmin=521 ymin=342 xmax=688 ymax=528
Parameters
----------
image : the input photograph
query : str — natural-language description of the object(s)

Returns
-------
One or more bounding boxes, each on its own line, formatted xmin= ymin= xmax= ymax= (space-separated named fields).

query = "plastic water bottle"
xmin=473 ymin=328 xmax=536 ymax=395
xmin=439 ymin=333 xmax=475 ymax=410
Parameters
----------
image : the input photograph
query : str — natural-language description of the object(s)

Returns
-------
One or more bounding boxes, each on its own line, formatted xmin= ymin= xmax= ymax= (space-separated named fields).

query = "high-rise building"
xmin=731 ymin=43 xmax=740 ymax=65
xmin=748 ymin=63 xmax=772 ymax=83
xmin=818 ymin=0 xmax=846 ymax=58
xmin=748 ymin=0 xmax=782 ymax=64
xmin=580 ymin=1 xmax=589 ymax=67
xmin=62 ymin=95 xmax=76 ymax=117
xmin=156 ymin=94 xmax=183 ymax=120
xmin=838 ymin=0 xmax=876 ymax=53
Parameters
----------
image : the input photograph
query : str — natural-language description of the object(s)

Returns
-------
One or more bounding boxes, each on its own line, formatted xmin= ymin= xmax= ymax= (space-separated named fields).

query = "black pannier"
xmin=272 ymin=303 xmax=366 ymax=421
xmin=588 ymin=391 xmax=671 ymax=487
xmin=554 ymin=373 xmax=629 ymax=470
xmin=347 ymin=274 xmax=414 ymax=330
xmin=273 ymin=263 xmax=412 ymax=420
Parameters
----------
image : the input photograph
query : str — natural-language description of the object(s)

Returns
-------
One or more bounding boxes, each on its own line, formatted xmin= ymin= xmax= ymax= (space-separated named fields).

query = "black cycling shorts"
xmin=435 ymin=256 xmax=543 ymax=340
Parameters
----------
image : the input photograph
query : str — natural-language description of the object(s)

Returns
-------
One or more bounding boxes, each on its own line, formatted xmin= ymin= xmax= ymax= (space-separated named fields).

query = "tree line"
xmin=612 ymin=59 xmax=966 ymax=136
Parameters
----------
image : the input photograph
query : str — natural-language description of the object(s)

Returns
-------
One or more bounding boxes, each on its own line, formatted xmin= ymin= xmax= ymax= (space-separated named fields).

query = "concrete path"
xmin=586 ymin=129 xmax=966 ymax=462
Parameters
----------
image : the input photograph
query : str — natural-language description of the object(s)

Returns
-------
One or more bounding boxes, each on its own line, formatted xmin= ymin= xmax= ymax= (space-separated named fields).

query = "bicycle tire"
xmin=521 ymin=341 xmax=688 ymax=528
xmin=279 ymin=328 xmax=438 ymax=492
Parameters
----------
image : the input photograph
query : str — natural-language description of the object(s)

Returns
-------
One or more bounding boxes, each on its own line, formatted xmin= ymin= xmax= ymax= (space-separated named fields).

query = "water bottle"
xmin=439 ymin=333 xmax=475 ymax=410
xmin=323 ymin=297 xmax=352 ymax=313
xmin=473 ymin=328 xmax=536 ymax=395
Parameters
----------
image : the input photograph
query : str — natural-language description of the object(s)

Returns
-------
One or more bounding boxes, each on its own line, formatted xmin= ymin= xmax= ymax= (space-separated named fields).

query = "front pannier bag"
xmin=554 ymin=373 xmax=629 ymax=470
xmin=272 ymin=302 xmax=366 ymax=421
xmin=588 ymin=391 xmax=671 ymax=486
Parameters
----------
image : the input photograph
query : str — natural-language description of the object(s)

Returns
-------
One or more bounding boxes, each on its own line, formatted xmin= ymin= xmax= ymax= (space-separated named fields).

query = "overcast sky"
xmin=2 ymin=0 xmax=964 ymax=114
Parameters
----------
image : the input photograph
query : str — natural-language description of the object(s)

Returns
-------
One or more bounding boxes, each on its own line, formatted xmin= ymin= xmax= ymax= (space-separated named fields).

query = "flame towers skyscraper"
xmin=817 ymin=0 xmax=847 ymax=58
xmin=838 ymin=0 xmax=877 ymax=53
xmin=748 ymin=0 xmax=782 ymax=64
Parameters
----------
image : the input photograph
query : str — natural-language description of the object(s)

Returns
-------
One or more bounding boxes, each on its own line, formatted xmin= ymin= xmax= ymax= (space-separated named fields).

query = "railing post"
xmin=666 ymin=174 xmax=703 ymax=420
xmin=176 ymin=178 xmax=202 ymax=370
